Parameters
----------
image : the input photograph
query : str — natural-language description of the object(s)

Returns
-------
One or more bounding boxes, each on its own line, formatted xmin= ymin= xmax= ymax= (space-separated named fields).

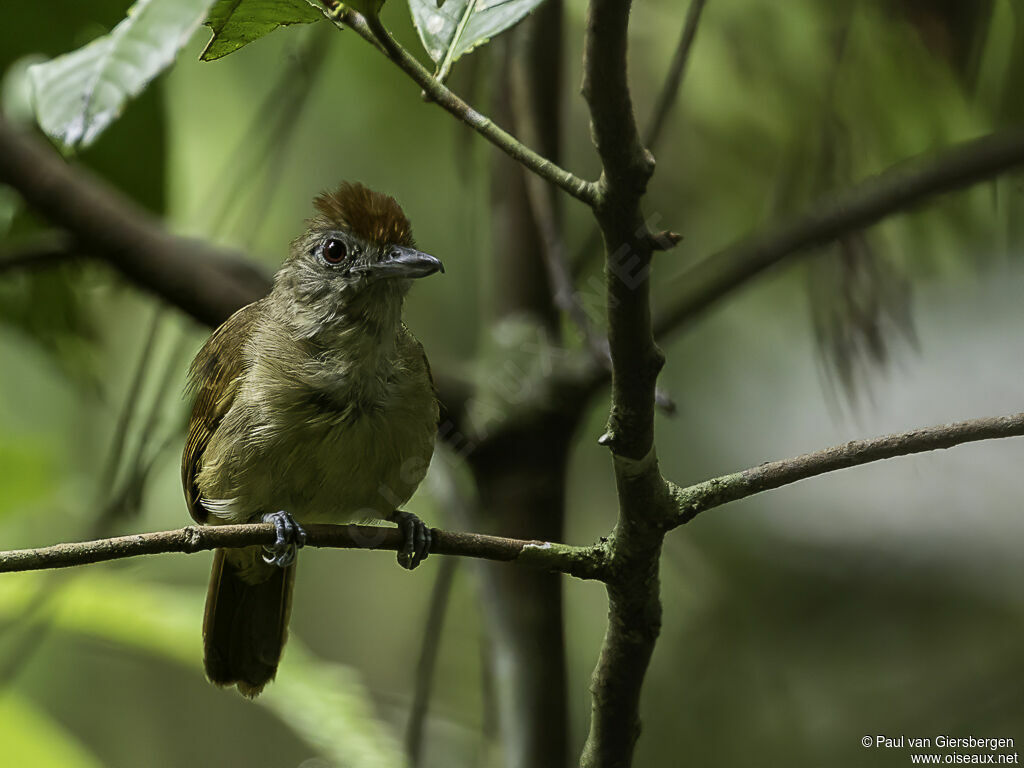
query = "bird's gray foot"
xmin=388 ymin=510 xmax=430 ymax=570
xmin=261 ymin=510 xmax=307 ymax=568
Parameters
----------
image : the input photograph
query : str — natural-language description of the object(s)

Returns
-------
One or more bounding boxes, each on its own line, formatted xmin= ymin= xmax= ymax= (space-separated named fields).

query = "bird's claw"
xmin=389 ymin=510 xmax=431 ymax=570
xmin=261 ymin=510 xmax=307 ymax=568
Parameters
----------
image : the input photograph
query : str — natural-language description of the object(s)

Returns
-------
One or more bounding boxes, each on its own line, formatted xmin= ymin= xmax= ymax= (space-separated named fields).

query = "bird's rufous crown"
xmin=313 ymin=182 xmax=414 ymax=248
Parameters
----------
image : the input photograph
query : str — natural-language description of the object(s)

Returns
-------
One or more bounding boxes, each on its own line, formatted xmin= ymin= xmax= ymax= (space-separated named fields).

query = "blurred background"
xmin=1 ymin=0 xmax=1023 ymax=765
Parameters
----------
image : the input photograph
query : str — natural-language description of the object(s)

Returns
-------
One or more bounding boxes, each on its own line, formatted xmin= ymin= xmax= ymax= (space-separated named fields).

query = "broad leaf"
xmin=28 ymin=0 xmax=216 ymax=150
xmin=409 ymin=0 xmax=547 ymax=77
xmin=201 ymin=0 xmax=325 ymax=62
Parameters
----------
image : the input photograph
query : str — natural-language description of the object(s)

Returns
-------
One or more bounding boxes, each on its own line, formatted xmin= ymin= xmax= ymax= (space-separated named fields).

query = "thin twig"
xmin=510 ymin=15 xmax=674 ymax=413
xmin=520 ymin=175 xmax=678 ymax=412
xmin=643 ymin=0 xmax=708 ymax=149
xmin=0 ymin=232 xmax=78 ymax=273
xmin=98 ymin=329 xmax=191 ymax=527
xmin=319 ymin=6 xmax=598 ymax=206
xmin=522 ymin=167 xmax=609 ymax=360
xmin=673 ymin=412 xmax=1024 ymax=526
xmin=0 ymin=523 xmax=607 ymax=580
xmin=405 ymin=557 xmax=458 ymax=767
xmin=95 ymin=307 xmax=163 ymax=506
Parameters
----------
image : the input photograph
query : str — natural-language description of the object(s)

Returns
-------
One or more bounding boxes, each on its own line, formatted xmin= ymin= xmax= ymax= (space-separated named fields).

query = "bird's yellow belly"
xmin=199 ymin=386 xmax=436 ymax=525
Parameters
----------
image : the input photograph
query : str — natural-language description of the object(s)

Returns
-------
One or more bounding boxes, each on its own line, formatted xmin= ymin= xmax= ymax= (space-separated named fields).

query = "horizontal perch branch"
xmin=5 ymin=414 xmax=1020 ymax=581
xmin=0 ymin=522 xmax=607 ymax=581
xmin=673 ymin=411 xmax=1024 ymax=526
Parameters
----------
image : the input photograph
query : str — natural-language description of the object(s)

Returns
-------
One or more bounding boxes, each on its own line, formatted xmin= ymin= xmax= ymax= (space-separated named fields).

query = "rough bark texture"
xmin=578 ymin=0 xmax=674 ymax=764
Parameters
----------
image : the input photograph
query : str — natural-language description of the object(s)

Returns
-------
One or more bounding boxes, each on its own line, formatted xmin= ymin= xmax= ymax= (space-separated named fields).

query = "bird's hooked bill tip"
xmin=354 ymin=247 xmax=444 ymax=280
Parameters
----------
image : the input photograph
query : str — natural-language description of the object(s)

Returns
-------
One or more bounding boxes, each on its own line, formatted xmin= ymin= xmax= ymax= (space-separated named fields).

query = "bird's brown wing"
xmin=182 ymin=302 xmax=260 ymax=524
xmin=403 ymin=322 xmax=437 ymax=394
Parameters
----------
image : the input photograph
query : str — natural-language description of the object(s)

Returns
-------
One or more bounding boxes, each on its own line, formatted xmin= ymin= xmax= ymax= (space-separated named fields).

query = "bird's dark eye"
xmin=322 ymin=239 xmax=348 ymax=264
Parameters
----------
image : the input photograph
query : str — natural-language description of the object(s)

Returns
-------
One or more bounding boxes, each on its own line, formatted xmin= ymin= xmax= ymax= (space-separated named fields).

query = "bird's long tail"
xmin=203 ymin=547 xmax=295 ymax=698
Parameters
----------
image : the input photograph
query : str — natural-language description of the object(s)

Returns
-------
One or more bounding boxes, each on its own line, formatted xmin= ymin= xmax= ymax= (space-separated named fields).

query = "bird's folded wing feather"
xmin=182 ymin=302 xmax=260 ymax=524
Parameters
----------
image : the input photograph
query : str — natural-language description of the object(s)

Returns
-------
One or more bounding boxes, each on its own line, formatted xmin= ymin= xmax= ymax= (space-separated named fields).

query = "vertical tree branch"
xmin=579 ymin=0 xmax=680 ymax=765
xmin=583 ymin=0 xmax=659 ymax=460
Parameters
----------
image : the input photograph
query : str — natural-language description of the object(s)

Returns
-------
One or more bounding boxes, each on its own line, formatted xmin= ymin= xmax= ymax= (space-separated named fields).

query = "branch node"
xmin=648 ymin=230 xmax=682 ymax=252
xmin=182 ymin=525 xmax=203 ymax=553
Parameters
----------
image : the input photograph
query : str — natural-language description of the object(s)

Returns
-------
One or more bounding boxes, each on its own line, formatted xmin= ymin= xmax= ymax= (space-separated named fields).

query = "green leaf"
xmin=27 ymin=0 xmax=217 ymax=150
xmin=409 ymin=0 xmax=547 ymax=77
xmin=200 ymin=0 xmax=325 ymax=62
xmin=0 ymin=573 xmax=404 ymax=768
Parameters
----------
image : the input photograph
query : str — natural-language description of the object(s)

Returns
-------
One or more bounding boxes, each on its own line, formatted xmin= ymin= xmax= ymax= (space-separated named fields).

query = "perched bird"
xmin=182 ymin=182 xmax=443 ymax=697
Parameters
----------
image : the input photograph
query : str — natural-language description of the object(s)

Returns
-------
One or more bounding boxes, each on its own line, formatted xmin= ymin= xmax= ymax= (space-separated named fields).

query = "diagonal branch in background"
xmin=318 ymin=4 xmax=598 ymax=207
xmin=0 ymin=117 xmax=270 ymax=328
xmin=672 ymin=412 xmax=1024 ymax=526
xmin=654 ymin=127 xmax=1024 ymax=339
xmin=643 ymin=0 xmax=708 ymax=149
xmin=555 ymin=126 xmax=1024 ymax=406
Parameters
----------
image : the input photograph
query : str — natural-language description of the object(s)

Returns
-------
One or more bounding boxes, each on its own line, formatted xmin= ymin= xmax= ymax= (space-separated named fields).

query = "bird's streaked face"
xmin=305 ymin=228 xmax=443 ymax=286
xmin=274 ymin=183 xmax=443 ymax=329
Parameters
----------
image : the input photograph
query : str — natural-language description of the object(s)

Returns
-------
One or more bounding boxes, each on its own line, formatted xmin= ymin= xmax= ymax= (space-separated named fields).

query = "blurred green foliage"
xmin=1 ymin=0 xmax=1023 ymax=766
